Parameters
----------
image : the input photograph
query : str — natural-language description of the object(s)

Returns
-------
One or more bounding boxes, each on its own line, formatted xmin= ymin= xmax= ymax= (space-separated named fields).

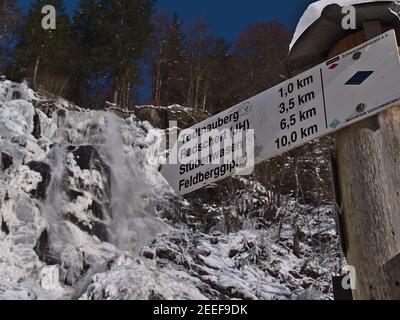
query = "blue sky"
xmin=16 ymin=0 xmax=316 ymax=41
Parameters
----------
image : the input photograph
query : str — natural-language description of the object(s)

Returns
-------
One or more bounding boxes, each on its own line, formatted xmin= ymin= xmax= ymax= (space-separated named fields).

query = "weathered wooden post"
xmin=288 ymin=2 xmax=400 ymax=300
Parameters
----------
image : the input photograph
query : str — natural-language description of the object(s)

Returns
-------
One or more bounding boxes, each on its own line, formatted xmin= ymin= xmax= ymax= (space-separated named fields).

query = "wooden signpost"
xmin=330 ymin=24 xmax=400 ymax=300
xmin=287 ymin=2 xmax=400 ymax=300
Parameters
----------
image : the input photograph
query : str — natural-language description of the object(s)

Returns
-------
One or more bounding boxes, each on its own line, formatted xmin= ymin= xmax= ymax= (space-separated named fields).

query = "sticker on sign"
xmin=161 ymin=29 xmax=400 ymax=196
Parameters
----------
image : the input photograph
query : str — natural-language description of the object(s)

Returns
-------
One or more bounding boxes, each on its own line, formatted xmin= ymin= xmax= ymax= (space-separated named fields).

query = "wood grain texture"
xmin=331 ymin=28 xmax=400 ymax=299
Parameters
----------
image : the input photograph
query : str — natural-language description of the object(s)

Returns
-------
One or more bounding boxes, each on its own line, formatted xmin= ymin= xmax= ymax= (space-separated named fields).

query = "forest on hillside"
xmin=0 ymin=0 xmax=292 ymax=113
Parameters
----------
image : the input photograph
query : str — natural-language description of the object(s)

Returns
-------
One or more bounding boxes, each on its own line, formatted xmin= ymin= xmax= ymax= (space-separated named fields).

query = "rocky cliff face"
xmin=0 ymin=79 xmax=343 ymax=300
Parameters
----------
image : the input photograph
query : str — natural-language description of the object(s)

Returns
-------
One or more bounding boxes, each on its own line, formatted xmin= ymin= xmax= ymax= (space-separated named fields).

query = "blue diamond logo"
xmin=345 ymin=71 xmax=374 ymax=85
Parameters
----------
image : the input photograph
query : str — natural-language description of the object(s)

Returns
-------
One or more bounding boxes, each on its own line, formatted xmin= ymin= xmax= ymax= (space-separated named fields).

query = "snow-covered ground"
xmin=0 ymin=78 xmax=344 ymax=300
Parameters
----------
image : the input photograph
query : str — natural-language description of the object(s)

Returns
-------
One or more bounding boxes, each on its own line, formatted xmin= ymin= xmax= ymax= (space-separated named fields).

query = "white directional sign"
xmin=161 ymin=30 xmax=400 ymax=195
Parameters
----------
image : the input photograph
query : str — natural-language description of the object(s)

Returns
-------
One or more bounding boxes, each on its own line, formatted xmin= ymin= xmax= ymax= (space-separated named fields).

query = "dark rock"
xmin=34 ymin=230 xmax=50 ymax=263
xmin=32 ymin=111 xmax=41 ymax=139
xmin=267 ymin=268 xmax=280 ymax=278
xmin=66 ymin=189 xmax=85 ymax=201
xmin=210 ymin=238 xmax=219 ymax=245
xmin=12 ymin=91 xmax=21 ymax=100
xmin=65 ymin=213 xmax=108 ymax=243
xmin=148 ymin=290 xmax=165 ymax=300
xmin=89 ymin=200 xmax=104 ymax=220
xmin=71 ymin=146 xmax=110 ymax=180
xmin=135 ymin=107 xmax=169 ymax=129
xmin=27 ymin=161 xmax=52 ymax=200
xmin=229 ymin=249 xmax=239 ymax=259
xmin=87 ymin=220 xmax=109 ymax=243
xmin=11 ymin=136 xmax=27 ymax=147
xmin=300 ymin=263 xmax=321 ymax=280
xmin=1 ymin=153 xmax=13 ymax=170
xmin=142 ymin=247 xmax=156 ymax=260
xmin=156 ymin=246 xmax=178 ymax=261
xmin=1 ymin=219 xmax=9 ymax=235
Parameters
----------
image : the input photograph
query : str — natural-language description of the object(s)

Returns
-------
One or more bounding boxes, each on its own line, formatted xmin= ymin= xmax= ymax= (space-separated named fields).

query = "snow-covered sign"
xmin=289 ymin=0 xmax=398 ymax=50
xmin=162 ymin=30 xmax=400 ymax=195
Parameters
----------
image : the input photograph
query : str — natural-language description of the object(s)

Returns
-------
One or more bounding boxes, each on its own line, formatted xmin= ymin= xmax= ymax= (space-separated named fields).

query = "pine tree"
xmin=14 ymin=0 xmax=74 ymax=95
xmin=72 ymin=0 xmax=106 ymax=107
xmin=0 ymin=0 xmax=22 ymax=72
xmin=206 ymin=38 xmax=236 ymax=114
xmin=147 ymin=15 xmax=236 ymax=113
xmin=147 ymin=13 xmax=186 ymax=106
xmin=183 ymin=19 xmax=229 ymax=111
xmin=75 ymin=0 xmax=155 ymax=108
xmin=233 ymin=22 xmax=291 ymax=102
xmin=0 ymin=0 xmax=20 ymax=39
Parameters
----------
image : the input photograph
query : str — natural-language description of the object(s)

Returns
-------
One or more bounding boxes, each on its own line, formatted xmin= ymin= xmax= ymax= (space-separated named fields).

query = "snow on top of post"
xmin=290 ymin=0 xmax=397 ymax=51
